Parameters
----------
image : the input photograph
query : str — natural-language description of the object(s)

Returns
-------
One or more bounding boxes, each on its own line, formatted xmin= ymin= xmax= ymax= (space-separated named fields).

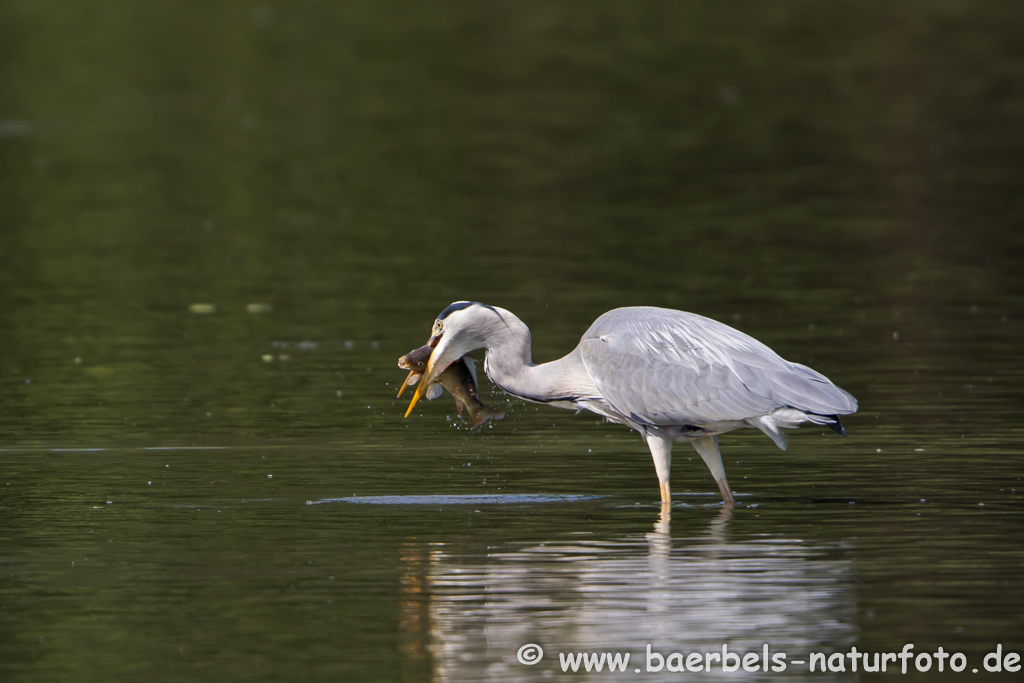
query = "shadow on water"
xmin=309 ymin=494 xmax=605 ymax=506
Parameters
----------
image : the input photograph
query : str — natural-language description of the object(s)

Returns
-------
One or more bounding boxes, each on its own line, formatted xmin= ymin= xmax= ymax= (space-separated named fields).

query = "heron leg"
xmin=691 ymin=436 xmax=735 ymax=505
xmin=644 ymin=430 xmax=673 ymax=505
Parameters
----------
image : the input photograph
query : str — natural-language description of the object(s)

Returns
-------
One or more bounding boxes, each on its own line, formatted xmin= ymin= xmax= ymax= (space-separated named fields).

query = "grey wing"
xmin=579 ymin=307 xmax=857 ymax=428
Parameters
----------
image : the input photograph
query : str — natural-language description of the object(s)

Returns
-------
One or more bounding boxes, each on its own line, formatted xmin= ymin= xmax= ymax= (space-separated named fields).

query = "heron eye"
xmin=433 ymin=320 xmax=443 ymax=336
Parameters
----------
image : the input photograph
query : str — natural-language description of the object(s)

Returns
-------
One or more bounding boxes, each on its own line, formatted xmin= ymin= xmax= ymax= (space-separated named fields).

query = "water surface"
xmin=1 ymin=1 xmax=1023 ymax=682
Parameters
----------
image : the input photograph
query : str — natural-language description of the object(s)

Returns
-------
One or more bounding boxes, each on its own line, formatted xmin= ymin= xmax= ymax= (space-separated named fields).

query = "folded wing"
xmin=579 ymin=307 xmax=857 ymax=428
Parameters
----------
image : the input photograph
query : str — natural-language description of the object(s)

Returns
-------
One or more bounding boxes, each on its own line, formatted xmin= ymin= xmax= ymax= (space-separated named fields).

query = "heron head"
xmin=403 ymin=302 xmax=501 ymax=417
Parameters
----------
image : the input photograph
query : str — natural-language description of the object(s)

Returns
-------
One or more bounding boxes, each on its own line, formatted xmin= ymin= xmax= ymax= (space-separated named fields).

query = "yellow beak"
xmin=403 ymin=352 xmax=440 ymax=417
xmin=395 ymin=370 xmax=418 ymax=398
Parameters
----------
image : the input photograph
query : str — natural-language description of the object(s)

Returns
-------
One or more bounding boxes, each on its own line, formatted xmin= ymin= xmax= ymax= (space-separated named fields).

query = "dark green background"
xmin=2 ymin=2 xmax=1022 ymax=681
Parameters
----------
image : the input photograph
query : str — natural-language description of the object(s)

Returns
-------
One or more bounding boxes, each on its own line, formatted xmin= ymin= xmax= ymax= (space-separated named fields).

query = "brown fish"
xmin=396 ymin=344 xmax=433 ymax=397
xmin=397 ymin=345 xmax=505 ymax=429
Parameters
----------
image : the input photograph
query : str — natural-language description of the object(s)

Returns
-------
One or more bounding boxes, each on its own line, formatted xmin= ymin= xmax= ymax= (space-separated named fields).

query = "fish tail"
xmin=469 ymin=408 xmax=505 ymax=429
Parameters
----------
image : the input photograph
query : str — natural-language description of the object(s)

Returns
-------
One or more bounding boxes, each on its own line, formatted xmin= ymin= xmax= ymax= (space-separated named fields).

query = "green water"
xmin=2 ymin=1 xmax=1023 ymax=681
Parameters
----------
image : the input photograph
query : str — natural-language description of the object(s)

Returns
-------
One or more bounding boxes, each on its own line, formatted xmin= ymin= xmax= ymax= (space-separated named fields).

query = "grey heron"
xmin=404 ymin=302 xmax=857 ymax=506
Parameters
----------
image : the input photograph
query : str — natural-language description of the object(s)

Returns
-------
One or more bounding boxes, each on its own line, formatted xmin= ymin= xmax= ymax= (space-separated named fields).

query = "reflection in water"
xmin=401 ymin=510 xmax=856 ymax=682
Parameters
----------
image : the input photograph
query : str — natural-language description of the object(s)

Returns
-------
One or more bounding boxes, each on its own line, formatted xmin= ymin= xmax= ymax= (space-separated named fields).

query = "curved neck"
xmin=480 ymin=311 xmax=595 ymax=404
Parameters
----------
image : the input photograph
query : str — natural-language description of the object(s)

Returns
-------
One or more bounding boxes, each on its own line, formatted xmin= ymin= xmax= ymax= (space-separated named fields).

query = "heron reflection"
xmin=398 ymin=507 xmax=857 ymax=682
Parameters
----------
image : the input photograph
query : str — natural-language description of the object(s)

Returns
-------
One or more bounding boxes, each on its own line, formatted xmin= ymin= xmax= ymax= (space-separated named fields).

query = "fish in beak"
xmin=403 ymin=335 xmax=443 ymax=417
xmin=398 ymin=338 xmax=504 ymax=428
xmin=396 ymin=344 xmax=432 ymax=398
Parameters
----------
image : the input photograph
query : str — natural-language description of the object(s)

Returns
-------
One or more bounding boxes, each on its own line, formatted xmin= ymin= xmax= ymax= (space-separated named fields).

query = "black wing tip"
xmin=825 ymin=415 xmax=847 ymax=437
